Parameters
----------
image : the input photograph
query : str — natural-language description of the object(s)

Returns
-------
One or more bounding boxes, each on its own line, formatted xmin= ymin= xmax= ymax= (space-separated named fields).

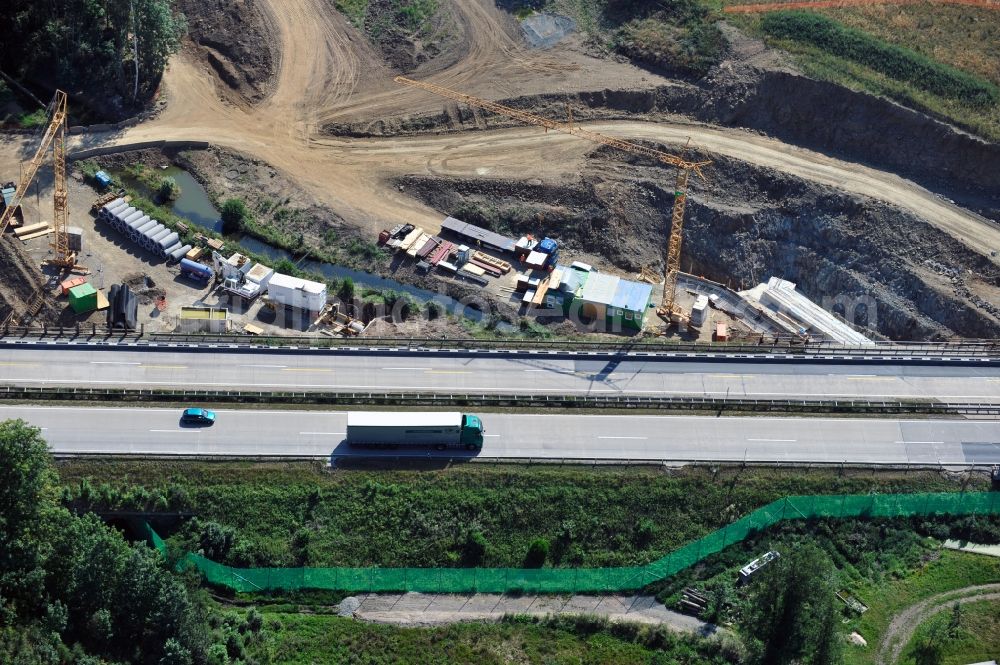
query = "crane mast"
xmin=394 ymin=76 xmax=710 ymax=323
xmin=0 ymin=90 xmax=76 ymax=268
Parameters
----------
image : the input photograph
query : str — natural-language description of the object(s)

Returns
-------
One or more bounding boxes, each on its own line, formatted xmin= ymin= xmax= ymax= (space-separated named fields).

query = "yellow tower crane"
xmin=394 ymin=75 xmax=711 ymax=324
xmin=0 ymin=89 xmax=77 ymax=270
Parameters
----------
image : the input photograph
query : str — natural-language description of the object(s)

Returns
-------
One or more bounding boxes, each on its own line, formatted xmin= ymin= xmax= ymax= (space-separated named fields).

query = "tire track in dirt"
xmin=877 ymin=584 xmax=1000 ymax=664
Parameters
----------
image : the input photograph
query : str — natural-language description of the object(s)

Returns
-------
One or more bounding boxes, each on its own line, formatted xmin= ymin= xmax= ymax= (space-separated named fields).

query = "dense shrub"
xmin=761 ymin=11 xmax=999 ymax=107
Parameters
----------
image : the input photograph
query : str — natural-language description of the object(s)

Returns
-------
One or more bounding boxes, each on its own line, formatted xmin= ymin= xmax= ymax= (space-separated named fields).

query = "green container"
xmin=68 ymin=283 xmax=98 ymax=313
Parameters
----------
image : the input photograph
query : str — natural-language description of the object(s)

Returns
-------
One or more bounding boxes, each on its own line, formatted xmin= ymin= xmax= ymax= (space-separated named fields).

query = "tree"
xmin=338 ymin=277 xmax=355 ymax=305
xmin=1 ymin=0 xmax=184 ymax=115
xmin=158 ymin=176 xmax=181 ymax=202
xmin=221 ymin=199 xmax=250 ymax=235
xmin=0 ymin=420 xmax=57 ymax=615
xmin=524 ymin=538 xmax=550 ymax=568
xmin=740 ymin=545 xmax=841 ymax=665
xmin=160 ymin=638 xmax=193 ymax=665
xmin=462 ymin=531 xmax=488 ymax=566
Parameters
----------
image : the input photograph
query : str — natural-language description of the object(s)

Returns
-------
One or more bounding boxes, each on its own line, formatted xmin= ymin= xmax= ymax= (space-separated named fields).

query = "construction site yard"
xmin=0 ymin=0 xmax=998 ymax=344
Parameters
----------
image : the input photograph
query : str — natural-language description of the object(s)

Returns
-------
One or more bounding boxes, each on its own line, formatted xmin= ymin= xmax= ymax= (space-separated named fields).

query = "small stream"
xmin=115 ymin=166 xmax=487 ymax=322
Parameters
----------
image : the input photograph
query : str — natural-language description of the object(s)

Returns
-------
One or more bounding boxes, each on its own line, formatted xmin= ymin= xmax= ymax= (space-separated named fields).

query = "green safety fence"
xmin=145 ymin=491 xmax=1000 ymax=595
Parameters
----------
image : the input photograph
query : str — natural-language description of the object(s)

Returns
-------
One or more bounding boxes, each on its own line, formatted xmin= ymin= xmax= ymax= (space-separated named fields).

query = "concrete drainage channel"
xmin=2 ymin=385 xmax=997 ymax=416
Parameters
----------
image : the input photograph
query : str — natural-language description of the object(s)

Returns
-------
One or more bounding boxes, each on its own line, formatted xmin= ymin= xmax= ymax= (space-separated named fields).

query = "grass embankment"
xmin=241 ymin=611 xmax=739 ymax=664
xmin=57 ymin=461 xmax=989 ymax=569
xmin=725 ymin=5 xmax=1000 ymax=140
xmin=844 ymin=551 xmax=1000 ymax=665
xmin=898 ymin=594 xmax=1000 ymax=665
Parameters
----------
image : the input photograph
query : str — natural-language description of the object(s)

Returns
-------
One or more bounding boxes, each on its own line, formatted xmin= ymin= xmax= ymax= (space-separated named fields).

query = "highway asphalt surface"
xmin=2 ymin=347 xmax=999 ymax=402
xmin=15 ymin=406 xmax=1000 ymax=465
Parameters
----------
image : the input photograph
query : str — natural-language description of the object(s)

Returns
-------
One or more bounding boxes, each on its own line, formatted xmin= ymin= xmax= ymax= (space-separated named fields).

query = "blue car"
xmin=180 ymin=407 xmax=216 ymax=426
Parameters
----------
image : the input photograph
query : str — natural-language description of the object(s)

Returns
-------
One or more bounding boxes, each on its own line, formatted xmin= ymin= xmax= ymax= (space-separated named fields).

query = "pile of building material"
xmin=96 ymin=197 xmax=191 ymax=260
xmin=13 ymin=222 xmax=53 ymax=241
xmin=440 ymin=216 xmax=516 ymax=254
xmin=678 ymin=588 xmax=708 ymax=616
xmin=314 ymin=303 xmax=367 ymax=337
xmin=106 ymin=284 xmax=139 ymax=330
xmin=741 ymin=277 xmax=873 ymax=345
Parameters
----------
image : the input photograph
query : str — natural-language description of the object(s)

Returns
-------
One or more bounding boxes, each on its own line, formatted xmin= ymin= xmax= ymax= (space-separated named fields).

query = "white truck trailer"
xmin=346 ymin=411 xmax=484 ymax=450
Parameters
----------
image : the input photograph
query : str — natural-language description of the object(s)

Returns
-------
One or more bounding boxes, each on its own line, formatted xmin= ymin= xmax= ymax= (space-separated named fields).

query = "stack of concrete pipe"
xmin=97 ymin=197 xmax=189 ymax=260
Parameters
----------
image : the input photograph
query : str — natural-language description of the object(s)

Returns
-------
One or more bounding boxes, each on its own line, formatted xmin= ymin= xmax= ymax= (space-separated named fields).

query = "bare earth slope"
xmin=1 ymin=0 xmax=998 ymax=336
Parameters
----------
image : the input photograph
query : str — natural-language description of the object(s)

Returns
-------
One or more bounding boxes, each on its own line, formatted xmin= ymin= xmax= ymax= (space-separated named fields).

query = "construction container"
xmin=691 ymin=295 xmax=709 ymax=327
xmin=525 ymin=250 xmax=549 ymax=270
xmin=180 ymin=258 xmax=213 ymax=281
xmin=246 ymin=263 xmax=274 ymax=287
xmin=179 ymin=307 xmax=229 ymax=333
xmin=715 ymin=322 xmax=729 ymax=342
xmin=68 ymin=283 xmax=98 ymax=314
xmin=66 ymin=226 xmax=83 ymax=251
xmin=60 ymin=276 xmax=87 ymax=296
xmin=267 ymin=273 xmax=327 ymax=312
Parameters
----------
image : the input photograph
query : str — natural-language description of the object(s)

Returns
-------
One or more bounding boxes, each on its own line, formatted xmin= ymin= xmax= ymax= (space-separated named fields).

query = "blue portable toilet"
xmin=538 ymin=237 xmax=558 ymax=254
xmin=95 ymin=170 xmax=112 ymax=189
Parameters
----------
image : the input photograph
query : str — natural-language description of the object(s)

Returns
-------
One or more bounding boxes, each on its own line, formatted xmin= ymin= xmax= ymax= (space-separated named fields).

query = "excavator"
xmin=394 ymin=76 xmax=711 ymax=327
xmin=0 ymin=89 xmax=80 ymax=272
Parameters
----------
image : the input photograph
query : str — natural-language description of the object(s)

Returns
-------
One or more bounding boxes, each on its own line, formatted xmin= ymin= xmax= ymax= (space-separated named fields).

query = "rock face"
xmin=399 ymin=150 xmax=1000 ymax=341
xmin=696 ymin=69 xmax=1000 ymax=211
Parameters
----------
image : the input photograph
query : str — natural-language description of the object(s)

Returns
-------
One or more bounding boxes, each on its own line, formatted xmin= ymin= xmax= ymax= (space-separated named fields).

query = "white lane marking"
xmin=242 ymin=364 xmax=288 ymax=368
xmin=299 ymin=431 xmax=345 ymax=436
xmin=747 ymin=438 xmax=797 ymax=442
xmin=896 ymin=440 xmax=945 ymax=444
xmin=598 ymin=436 xmax=648 ymax=440
xmin=381 ymin=367 xmax=431 ymax=371
xmin=523 ymin=369 xmax=547 ymax=372
xmin=90 ymin=361 xmax=141 ymax=365
xmin=484 ymin=434 xmax=501 ymax=438
xmin=149 ymin=429 xmax=191 ymax=433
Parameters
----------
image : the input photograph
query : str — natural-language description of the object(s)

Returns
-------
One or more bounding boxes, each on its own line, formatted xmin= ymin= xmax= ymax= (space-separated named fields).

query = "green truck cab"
xmin=460 ymin=414 xmax=484 ymax=449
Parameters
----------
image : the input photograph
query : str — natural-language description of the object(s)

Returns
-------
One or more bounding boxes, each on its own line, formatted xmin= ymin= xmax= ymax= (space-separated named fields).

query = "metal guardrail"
xmin=1 ymin=324 xmax=999 ymax=358
xmin=2 ymin=385 xmax=997 ymax=415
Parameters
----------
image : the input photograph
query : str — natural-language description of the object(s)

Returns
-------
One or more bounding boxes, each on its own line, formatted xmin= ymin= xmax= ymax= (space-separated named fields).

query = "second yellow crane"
xmin=394 ymin=75 xmax=711 ymax=324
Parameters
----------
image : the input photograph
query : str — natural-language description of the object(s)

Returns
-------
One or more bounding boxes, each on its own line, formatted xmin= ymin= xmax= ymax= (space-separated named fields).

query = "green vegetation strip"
xmin=760 ymin=11 xmax=1000 ymax=106
xmin=150 ymin=492 xmax=1000 ymax=594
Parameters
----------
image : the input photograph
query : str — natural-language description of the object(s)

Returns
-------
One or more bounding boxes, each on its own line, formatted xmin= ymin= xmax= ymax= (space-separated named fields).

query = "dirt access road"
xmin=3 ymin=0 xmax=997 ymax=262
xmin=876 ymin=582 xmax=1000 ymax=664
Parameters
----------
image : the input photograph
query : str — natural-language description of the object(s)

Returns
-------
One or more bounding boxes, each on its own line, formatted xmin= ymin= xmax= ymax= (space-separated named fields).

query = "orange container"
xmin=60 ymin=276 xmax=86 ymax=296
